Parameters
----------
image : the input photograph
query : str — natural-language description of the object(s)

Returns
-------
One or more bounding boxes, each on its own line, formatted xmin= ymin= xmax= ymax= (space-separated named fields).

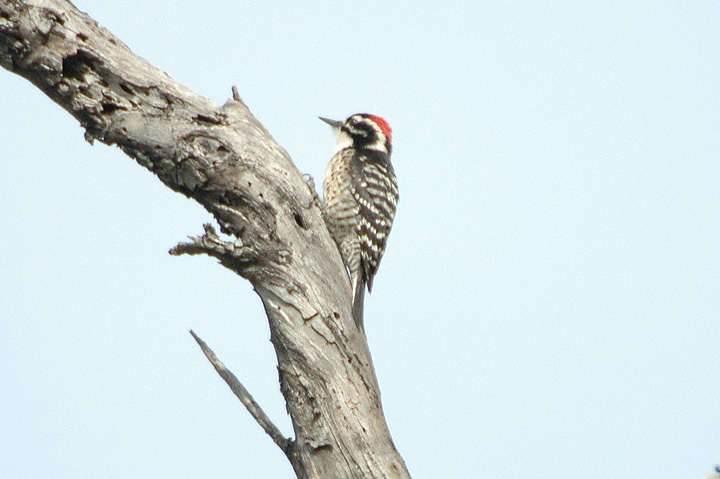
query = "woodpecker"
xmin=321 ymin=113 xmax=398 ymax=331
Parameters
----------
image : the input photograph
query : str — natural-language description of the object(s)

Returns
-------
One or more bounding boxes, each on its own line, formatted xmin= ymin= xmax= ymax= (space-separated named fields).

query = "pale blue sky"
xmin=1 ymin=1 xmax=719 ymax=478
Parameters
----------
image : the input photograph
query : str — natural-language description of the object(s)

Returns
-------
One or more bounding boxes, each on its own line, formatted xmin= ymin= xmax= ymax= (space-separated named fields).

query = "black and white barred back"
xmin=321 ymin=114 xmax=398 ymax=331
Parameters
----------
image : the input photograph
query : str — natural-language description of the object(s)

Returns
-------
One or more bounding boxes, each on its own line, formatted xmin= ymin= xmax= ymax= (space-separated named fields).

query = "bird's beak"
xmin=319 ymin=117 xmax=343 ymax=129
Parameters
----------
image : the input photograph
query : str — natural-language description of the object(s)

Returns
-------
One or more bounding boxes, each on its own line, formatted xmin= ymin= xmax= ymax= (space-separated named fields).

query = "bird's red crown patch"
xmin=367 ymin=115 xmax=392 ymax=142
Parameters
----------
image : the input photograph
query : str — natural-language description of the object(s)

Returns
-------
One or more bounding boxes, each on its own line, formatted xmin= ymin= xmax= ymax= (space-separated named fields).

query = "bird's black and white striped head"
xmin=320 ymin=113 xmax=393 ymax=156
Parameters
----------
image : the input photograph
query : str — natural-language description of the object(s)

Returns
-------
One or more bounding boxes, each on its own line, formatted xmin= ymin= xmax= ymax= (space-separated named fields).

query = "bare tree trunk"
xmin=0 ymin=1 xmax=411 ymax=478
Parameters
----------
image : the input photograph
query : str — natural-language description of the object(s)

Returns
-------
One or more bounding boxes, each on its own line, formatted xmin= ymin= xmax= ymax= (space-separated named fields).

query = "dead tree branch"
xmin=189 ymin=330 xmax=292 ymax=457
xmin=0 ymin=1 xmax=411 ymax=478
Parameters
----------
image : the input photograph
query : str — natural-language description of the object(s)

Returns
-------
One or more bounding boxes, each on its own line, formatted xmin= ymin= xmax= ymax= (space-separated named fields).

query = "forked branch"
xmin=0 ymin=1 xmax=411 ymax=478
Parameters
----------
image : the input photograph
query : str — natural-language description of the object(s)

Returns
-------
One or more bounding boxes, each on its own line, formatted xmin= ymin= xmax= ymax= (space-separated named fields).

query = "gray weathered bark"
xmin=0 ymin=1 xmax=411 ymax=478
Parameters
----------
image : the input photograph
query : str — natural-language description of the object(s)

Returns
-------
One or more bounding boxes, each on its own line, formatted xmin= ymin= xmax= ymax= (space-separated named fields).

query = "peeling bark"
xmin=0 ymin=1 xmax=411 ymax=478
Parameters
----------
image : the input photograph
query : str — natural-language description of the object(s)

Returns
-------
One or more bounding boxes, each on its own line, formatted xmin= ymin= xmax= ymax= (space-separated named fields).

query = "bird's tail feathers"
xmin=352 ymin=275 xmax=365 ymax=332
